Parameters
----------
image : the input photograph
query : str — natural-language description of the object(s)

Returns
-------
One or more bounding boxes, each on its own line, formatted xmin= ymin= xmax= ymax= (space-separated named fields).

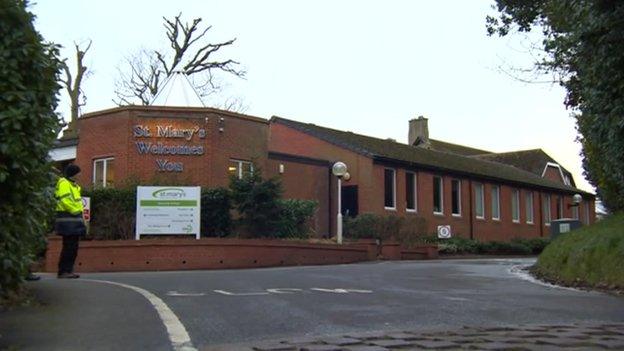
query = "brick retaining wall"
xmin=44 ymin=237 xmax=438 ymax=273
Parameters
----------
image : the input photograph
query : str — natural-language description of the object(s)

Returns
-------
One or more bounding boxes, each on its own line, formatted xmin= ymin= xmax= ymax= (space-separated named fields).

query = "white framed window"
xmin=526 ymin=191 xmax=534 ymax=224
xmin=451 ymin=179 xmax=461 ymax=216
xmin=475 ymin=183 xmax=484 ymax=219
xmin=433 ymin=176 xmax=443 ymax=215
xmin=228 ymin=159 xmax=253 ymax=179
xmin=584 ymin=200 xmax=590 ymax=224
xmin=511 ymin=189 xmax=520 ymax=223
xmin=93 ymin=157 xmax=114 ymax=188
xmin=384 ymin=168 xmax=396 ymax=210
xmin=406 ymin=172 xmax=417 ymax=212
xmin=544 ymin=194 xmax=552 ymax=225
xmin=491 ymin=185 xmax=500 ymax=220
xmin=556 ymin=196 xmax=563 ymax=219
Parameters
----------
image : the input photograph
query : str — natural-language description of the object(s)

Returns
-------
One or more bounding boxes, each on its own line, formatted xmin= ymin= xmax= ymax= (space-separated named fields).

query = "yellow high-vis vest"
xmin=55 ymin=177 xmax=83 ymax=215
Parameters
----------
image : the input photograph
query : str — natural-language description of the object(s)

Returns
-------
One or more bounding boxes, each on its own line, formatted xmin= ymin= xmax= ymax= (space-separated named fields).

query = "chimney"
xmin=409 ymin=116 xmax=430 ymax=148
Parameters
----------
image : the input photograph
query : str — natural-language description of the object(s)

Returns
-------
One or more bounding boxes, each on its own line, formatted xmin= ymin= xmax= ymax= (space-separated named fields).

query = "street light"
xmin=567 ymin=194 xmax=583 ymax=208
xmin=332 ymin=162 xmax=348 ymax=244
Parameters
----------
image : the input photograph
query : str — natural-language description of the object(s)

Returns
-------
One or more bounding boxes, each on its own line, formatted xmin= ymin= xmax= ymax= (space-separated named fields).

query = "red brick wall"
xmin=266 ymin=157 xmax=330 ymax=236
xmin=543 ymin=165 xmax=565 ymax=184
xmin=75 ymin=106 xmax=268 ymax=189
xmin=270 ymin=122 xmax=594 ymax=242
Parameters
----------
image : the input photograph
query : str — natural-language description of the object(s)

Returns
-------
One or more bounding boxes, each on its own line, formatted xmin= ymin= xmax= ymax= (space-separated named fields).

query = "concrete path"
xmin=1 ymin=258 xmax=623 ymax=350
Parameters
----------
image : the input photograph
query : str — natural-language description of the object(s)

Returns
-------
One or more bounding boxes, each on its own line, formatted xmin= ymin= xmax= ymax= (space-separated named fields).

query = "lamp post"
xmin=332 ymin=162 xmax=348 ymax=244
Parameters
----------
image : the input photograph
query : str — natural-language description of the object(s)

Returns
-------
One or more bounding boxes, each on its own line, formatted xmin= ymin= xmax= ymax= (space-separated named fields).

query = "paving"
xmin=225 ymin=323 xmax=624 ymax=351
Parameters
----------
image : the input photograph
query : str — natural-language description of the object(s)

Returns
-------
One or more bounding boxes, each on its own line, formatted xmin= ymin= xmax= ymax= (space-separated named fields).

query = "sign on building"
xmin=135 ymin=186 xmax=201 ymax=240
xmin=437 ymin=225 xmax=452 ymax=239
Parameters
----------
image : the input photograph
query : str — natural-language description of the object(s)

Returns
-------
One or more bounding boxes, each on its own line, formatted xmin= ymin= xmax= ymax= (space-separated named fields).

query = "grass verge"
xmin=532 ymin=213 xmax=624 ymax=291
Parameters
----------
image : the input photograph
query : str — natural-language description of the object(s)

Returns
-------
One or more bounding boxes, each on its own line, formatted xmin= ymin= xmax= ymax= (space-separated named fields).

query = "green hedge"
xmin=83 ymin=186 xmax=316 ymax=240
xmin=344 ymin=213 xmax=428 ymax=248
xmin=0 ymin=0 xmax=62 ymax=297
xmin=534 ymin=213 xmax=624 ymax=289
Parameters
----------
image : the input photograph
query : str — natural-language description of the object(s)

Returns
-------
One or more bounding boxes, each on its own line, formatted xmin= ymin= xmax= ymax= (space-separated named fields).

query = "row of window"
xmin=92 ymin=158 xmax=252 ymax=188
xmin=383 ymin=169 xmax=589 ymax=224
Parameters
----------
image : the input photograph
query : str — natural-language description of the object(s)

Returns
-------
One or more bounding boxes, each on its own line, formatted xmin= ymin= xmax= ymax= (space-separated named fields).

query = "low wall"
xmin=44 ymin=237 xmax=438 ymax=273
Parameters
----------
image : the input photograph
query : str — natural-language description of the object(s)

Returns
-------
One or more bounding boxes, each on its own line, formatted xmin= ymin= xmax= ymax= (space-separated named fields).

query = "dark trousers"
xmin=58 ymin=235 xmax=80 ymax=274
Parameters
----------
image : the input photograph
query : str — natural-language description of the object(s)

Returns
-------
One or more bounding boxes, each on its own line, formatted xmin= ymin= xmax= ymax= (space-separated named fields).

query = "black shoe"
xmin=57 ymin=273 xmax=80 ymax=279
xmin=25 ymin=273 xmax=41 ymax=281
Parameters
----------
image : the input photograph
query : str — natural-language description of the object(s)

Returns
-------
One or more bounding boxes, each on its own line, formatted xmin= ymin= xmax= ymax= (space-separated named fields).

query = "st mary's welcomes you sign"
xmin=135 ymin=186 xmax=201 ymax=239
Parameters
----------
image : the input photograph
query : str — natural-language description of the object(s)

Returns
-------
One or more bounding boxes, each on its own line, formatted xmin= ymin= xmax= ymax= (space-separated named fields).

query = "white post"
xmin=337 ymin=177 xmax=343 ymax=244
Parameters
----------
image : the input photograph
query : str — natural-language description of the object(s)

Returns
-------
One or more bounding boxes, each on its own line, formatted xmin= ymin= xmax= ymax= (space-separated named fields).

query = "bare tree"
xmin=114 ymin=13 xmax=245 ymax=106
xmin=60 ymin=40 xmax=91 ymax=137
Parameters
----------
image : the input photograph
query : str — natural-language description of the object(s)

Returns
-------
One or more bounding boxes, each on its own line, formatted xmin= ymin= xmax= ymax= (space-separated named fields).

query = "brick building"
xmin=52 ymin=105 xmax=595 ymax=241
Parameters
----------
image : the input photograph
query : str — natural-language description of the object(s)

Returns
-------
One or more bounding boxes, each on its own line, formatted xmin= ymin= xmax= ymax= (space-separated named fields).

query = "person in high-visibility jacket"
xmin=54 ymin=164 xmax=85 ymax=279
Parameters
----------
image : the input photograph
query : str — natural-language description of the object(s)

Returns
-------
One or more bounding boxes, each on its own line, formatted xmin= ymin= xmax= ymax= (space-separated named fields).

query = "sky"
xmin=32 ymin=0 xmax=593 ymax=193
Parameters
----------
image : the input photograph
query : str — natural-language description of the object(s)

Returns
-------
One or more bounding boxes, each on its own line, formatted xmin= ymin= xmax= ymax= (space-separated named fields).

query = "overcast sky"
xmin=32 ymin=0 xmax=593 ymax=192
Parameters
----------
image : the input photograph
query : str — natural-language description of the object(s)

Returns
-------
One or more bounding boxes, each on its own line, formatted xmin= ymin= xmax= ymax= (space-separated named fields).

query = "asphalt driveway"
xmin=1 ymin=258 xmax=623 ymax=350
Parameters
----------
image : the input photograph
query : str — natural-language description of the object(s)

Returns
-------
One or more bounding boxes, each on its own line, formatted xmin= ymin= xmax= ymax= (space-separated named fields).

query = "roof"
xmin=473 ymin=149 xmax=576 ymax=186
xmin=429 ymin=139 xmax=491 ymax=156
xmin=271 ymin=116 xmax=591 ymax=196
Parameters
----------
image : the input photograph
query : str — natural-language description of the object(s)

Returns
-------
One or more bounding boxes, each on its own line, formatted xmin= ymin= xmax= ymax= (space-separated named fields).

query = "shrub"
xmin=344 ymin=213 xmax=428 ymax=246
xmin=230 ymin=168 xmax=283 ymax=238
xmin=512 ymin=237 xmax=550 ymax=254
xmin=275 ymin=199 xmax=318 ymax=239
xmin=0 ymin=1 xmax=62 ymax=297
xmin=200 ymin=187 xmax=231 ymax=237
xmin=84 ymin=187 xmax=136 ymax=240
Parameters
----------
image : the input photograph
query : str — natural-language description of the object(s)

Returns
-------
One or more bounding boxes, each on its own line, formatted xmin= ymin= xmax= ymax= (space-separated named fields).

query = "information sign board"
xmin=135 ymin=186 xmax=200 ymax=239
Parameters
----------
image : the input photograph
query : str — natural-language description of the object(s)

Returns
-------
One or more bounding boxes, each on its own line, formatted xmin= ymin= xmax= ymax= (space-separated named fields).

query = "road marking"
xmin=167 ymin=291 xmax=206 ymax=297
xmin=310 ymin=288 xmax=373 ymax=294
xmin=213 ymin=289 xmax=270 ymax=296
xmin=83 ymin=279 xmax=196 ymax=351
xmin=266 ymin=288 xmax=303 ymax=294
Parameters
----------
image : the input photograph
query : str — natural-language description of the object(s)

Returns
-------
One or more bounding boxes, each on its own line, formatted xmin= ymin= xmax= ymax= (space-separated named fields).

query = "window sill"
xmin=433 ymin=212 xmax=444 ymax=217
xmin=384 ymin=207 xmax=397 ymax=211
xmin=452 ymin=214 xmax=462 ymax=218
xmin=512 ymin=220 xmax=520 ymax=224
xmin=406 ymin=209 xmax=417 ymax=213
xmin=527 ymin=222 xmax=534 ymax=225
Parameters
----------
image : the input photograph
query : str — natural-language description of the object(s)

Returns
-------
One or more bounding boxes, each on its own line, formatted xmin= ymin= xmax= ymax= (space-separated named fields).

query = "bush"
xmin=0 ymin=1 xmax=62 ymax=297
xmin=512 ymin=237 xmax=550 ymax=254
xmin=230 ymin=169 xmax=283 ymax=238
xmin=200 ymin=187 xmax=231 ymax=237
xmin=84 ymin=187 xmax=136 ymax=240
xmin=535 ymin=213 xmax=624 ymax=289
xmin=275 ymin=199 xmax=318 ymax=239
xmin=344 ymin=213 xmax=428 ymax=246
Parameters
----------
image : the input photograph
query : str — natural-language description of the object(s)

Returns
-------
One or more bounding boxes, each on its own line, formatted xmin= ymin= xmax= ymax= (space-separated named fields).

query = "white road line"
xmin=83 ymin=279 xmax=197 ymax=351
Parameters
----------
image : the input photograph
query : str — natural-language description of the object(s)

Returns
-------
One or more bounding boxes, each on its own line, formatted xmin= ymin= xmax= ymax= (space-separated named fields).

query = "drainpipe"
xmin=538 ymin=191 xmax=544 ymax=237
xmin=328 ymin=167 xmax=333 ymax=239
xmin=469 ymin=179 xmax=474 ymax=240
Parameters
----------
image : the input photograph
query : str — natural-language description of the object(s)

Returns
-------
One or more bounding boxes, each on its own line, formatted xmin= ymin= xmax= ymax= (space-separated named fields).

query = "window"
xmin=451 ymin=179 xmax=461 ymax=216
xmin=572 ymin=201 xmax=579 ymax=220
xmin=228 ymin=159 xmax=253 ymax=179
xmin=475 ymin=183 xmax=484 ymax=219
xmin=433 ymin=176 xmax=443 ymax=214
xmin=556 ymin=196 xmax=563 ymax=219
xmin=584 ymin=200 xmax=590 ymax=224
xmin=93 ymin=158 xmax=114 ymax=188
xmin=406 ymin=172 xmax=417 ymax=212
xmin=511 ymin=189 xmax=520 ymax=223
xmin=526 ymin=192 xmax=534 ymax=224
xmin=544 ymin=194 xmax=552 ymax=225
xmin=384 ymin=168 xmax=396 ymax=209
xmin=491 ymin=185 xmax=500 ymax=220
